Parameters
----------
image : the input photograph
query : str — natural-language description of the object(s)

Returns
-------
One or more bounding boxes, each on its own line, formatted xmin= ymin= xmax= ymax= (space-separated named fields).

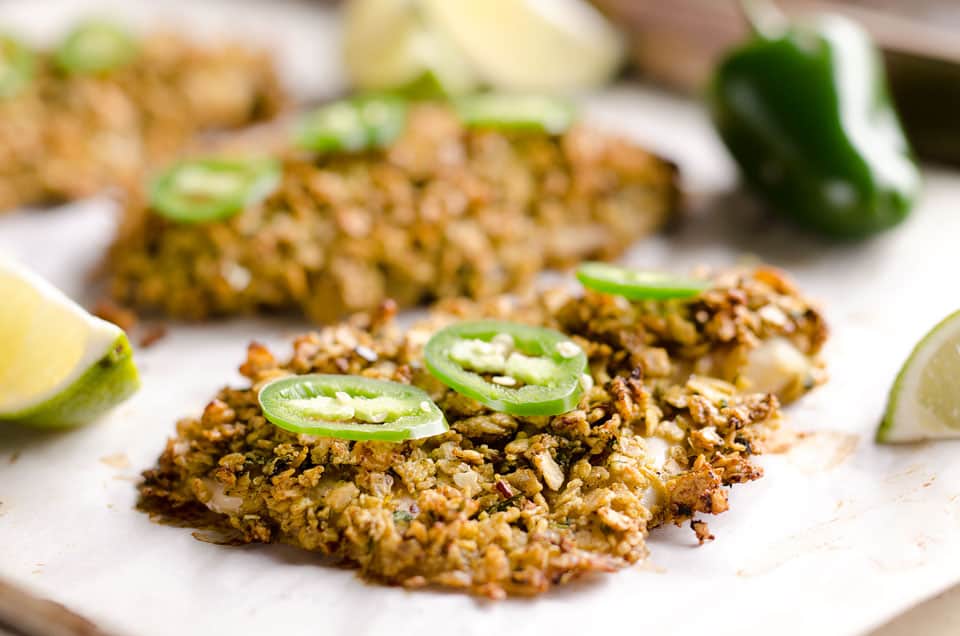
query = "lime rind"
xmin=0 ymin=257 xmax=140 ymax=429
xmin=877 ymin=308 xmax=960 ymax=443
xmin=3 ymin=333 xmax=139 ymax=429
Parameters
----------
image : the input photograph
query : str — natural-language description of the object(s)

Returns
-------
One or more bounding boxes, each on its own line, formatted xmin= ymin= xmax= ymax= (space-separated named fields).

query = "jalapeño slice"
xmin=258 ymin=374 xmax=448 ymax=442
xmin=576 ymin=262 xmax=710 ymax=301
xmin=55 ymin=20 xmax=138 ymax=75
xmin=148 ymin=157 xmax=282 ymax=224
xmin=424 ymin=320 xmax=587 ymax=416
xmin=454 ymin=94 xmax=576 ymax=134
xmin=0 ymin=34 xmax=35 ymax=99
xmin=293 ymin=95 xmax=408 ymax=153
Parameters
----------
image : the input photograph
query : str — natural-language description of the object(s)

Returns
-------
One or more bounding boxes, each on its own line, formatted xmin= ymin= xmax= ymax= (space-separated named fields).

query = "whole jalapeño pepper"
xmin=709 ymin=1 xmax=920 ymax=239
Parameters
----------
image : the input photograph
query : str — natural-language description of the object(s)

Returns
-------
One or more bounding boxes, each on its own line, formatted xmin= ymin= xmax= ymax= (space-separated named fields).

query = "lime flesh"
xmin=878 ymin=309 xmax=960 ymax=443
xmin=343 ymin=0 xmax=480 ymax=96
xmin=5 ymin=333 xmax=139 ymax=429
xmin=0 ymin=258 xmax=140 ymax=429
xmin=420 ymin=0 xmax=625 ymax=92
xmin=344 ymin=0 xmax=624 ymax=96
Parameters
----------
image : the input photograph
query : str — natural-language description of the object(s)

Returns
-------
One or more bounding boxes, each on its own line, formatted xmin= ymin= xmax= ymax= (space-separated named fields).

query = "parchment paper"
xmin=3 ymin=2 xmax=960 ymax=635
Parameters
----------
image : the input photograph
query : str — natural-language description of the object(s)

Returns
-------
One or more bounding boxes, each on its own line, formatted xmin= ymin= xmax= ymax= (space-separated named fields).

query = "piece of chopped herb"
xmin=486 ymin=494 xmax=522 ymax=514
xmin=392 ymin=510 xmax=415 ymax=523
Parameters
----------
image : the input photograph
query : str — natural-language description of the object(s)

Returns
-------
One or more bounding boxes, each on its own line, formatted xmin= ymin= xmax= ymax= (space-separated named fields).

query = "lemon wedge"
xmin=878 ymin=309 xmax=960 ymax=443
xmin=0 ymin=257 xmax=139 ymax=429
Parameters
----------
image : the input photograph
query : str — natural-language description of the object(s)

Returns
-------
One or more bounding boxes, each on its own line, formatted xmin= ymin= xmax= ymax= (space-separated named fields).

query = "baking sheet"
xmin=3 ymin=2 xmax=960 ymax=635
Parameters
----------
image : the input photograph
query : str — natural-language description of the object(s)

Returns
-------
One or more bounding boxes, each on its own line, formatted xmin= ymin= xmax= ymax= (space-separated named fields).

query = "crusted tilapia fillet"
xmin=139 ymin=266 xmax=827 ymax=597
xmin=105 ymin=104 xmax=677 ymax=323
xmin=0 ymin=32 xmax=284 ymax=212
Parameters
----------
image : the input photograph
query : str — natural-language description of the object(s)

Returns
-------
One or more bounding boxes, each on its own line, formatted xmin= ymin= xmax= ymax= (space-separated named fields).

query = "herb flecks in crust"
xmin=138 ymin=266 xmax=827 ymax=598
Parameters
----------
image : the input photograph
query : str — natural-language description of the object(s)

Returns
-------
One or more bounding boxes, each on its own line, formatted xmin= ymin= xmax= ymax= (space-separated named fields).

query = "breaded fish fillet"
xmin=139 ymin=266 xmax=826 ymax=597
xmin=105 ymin=104 xmax=677 ymax=322
xmin=0 ymin=32 xmax=284 ymax=211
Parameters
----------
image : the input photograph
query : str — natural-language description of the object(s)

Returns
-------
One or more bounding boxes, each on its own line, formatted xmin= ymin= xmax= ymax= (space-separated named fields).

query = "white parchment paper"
xmin=2 ymin=2 xmax=960 ymax=635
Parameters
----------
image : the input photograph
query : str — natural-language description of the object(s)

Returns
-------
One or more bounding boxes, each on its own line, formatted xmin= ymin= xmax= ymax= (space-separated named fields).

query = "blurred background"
xmin=312 ymin=0 xmax=960 ymax=165
xmin=3 ymin=0 xmax=957 ymax=174
xmin=595 ymin=0 xmax=960 ymax=165
xmin=334 ymin=0 xmax=960 ymax=165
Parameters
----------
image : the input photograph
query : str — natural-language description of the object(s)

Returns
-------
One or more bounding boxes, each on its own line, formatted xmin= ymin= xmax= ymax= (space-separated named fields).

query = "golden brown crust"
xmin=0 ymin=32 xmax=284 ymax=211
xmin=138 ymin=267 xmax=826 ymax=597
xmin=105 ymin=104 xmax=678 ymax=322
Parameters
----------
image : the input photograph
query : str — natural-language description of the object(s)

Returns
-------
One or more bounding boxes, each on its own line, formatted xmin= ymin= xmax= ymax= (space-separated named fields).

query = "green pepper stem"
xmin=737 ymin=0 xmax=787 ymax=39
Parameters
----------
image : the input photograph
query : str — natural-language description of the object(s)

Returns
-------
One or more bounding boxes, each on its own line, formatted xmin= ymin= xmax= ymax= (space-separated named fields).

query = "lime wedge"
xmin=419 ymin=0 xmax=626 ymax=92
xmin=343 ymin=0 xmax=480 ymax=97
xmin=878 ymin=309 xmax=960 ymax=443
xmin=0 ymin=258 xmax=139 ymax=429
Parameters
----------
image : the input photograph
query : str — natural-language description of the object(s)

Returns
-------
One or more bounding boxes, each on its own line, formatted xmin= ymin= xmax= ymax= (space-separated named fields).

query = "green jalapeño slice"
xmin=55 ymin=20 xmax=138 ymax=75
xmin=424 ymin=320 xmax=588 ymax=416
xmin=0 ymin=34 xmax=35 ymax=99
xmin=576 ymin=261 xmax=710 ymax=301
xmin=294 ymin=95 xmax=408 ymax=153
xmin=149 ymin=157 xmax=282 ymax=224
xmin=258 ymin=374 xmax=448 ymax=442
xmin=454 ymin=94 xmax=576 ymax=134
